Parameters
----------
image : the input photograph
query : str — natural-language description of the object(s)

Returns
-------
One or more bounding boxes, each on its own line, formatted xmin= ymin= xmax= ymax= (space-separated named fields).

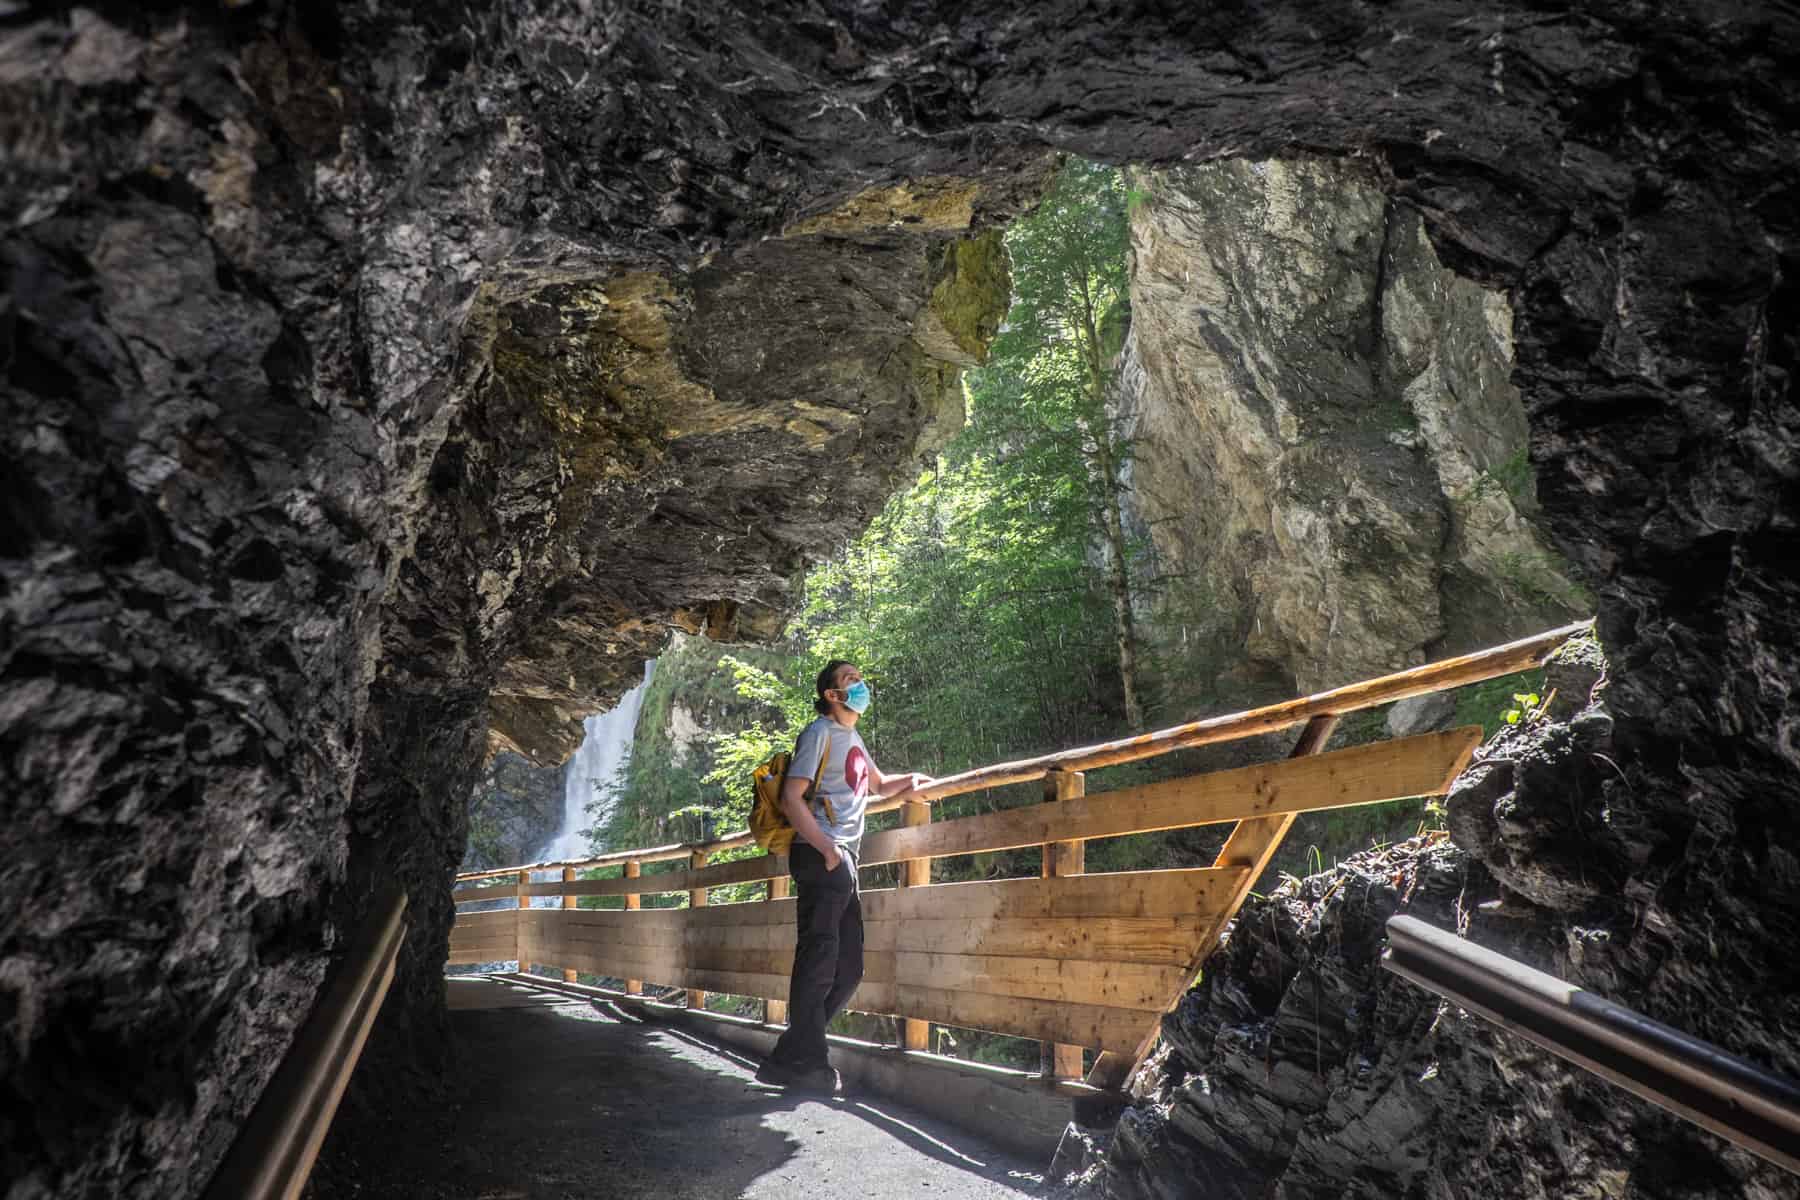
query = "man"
xmin=755 ymin=660 xmax=931 ymax=1094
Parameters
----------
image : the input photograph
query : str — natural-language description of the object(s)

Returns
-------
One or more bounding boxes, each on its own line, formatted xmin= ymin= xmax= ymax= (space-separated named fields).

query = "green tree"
xmin=969 ymin=158 xmax=1143 ymax=728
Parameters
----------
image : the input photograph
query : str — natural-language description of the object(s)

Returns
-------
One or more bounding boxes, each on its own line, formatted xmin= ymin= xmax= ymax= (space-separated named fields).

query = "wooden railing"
xmin=206 ymin=886 xmax=409 ymax=1200
xmin=449 ymin=622 xmax=1587 ymax=1091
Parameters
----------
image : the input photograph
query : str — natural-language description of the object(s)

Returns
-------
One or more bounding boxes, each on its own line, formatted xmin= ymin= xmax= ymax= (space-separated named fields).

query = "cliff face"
xmin=1120 ymin=157 xmax=1588 ymax=708
xmin=463 ymin=753 xmax=563 ymax=873
xmin=4 ymin=3 xmax=1797 ymax=1198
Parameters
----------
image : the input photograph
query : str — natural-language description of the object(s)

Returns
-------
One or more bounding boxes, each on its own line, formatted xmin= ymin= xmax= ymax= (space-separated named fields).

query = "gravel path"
xmin=308 ymin=979 xmax=1045 ymax=1200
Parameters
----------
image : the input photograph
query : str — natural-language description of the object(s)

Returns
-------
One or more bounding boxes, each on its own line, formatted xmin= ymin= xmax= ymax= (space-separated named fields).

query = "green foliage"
xmin=760 ymin=158 xmax=1144 ymax=800
xmin=1504 ymin=692 xmax=1548 ymax=726
xmin=1491 ymin=447 xmax=1534 ymax=505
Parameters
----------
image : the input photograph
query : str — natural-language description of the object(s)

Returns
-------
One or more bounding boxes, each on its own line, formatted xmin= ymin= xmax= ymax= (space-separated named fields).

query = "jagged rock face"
xmin=463 ymin=752 xmax=564 ymax=872
xmin=1120 ymin=157 xmax=1588 ymax=703
xmin=1076 ymin=657 xmax=1798 ymax=1199
xmin=3 ymin=4 xmax=1796 ymax=1198
xmin=404 ymin=222 xmax=1018 ymax=773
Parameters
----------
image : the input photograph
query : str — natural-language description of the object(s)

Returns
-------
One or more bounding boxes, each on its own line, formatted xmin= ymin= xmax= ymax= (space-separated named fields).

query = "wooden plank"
xmin=451 ymin=885 xmax=519 ymax=905
xmin=514 ymin=918 xmax=1194 ymax=1055
xmin=1041 ymin=769 xmax=1086 ymax=879
xmin=859 ymin=870 xmax=1242 ymax=923
xmin=522 ymin=910 xmax=1209 ymax=964
xmin=450 ymin=911 xmax=517 ymax=932
xmin=523 ymin=853 xmax=787 ymax=898
xmin=537 ymin=936 xmax=795 ymax=980
xmin=447 ymin=929 xmax=519 ymax=949
xmin=892 ymin=952 xmax=1187 ymax=1010
xmin=531 ymin=941 xmax=897 ymax=1017
xmin=865 ymin=916 xmax=1205 ymax=965
xmin=860 ymin=729 xmax=1480 ymax=866
xmin=1042 ymin=769 xmax=1087 ymax=1081
xmin=890 ymin=986 xmax=1150 ymax=1054
xmin=545 ymin=945 xmax=796 ymax=1002
xmin=447 ymin=932 xmax=520 ymax=951
xmin=899 ymin=798 xmax=932 ymax=1052
xmin=684 ymin=898 xmax=804 ymax=928
xmin=561 ymin=867 xmax=578 ymax=984
xmin=766 ymin=872 xmax=790 ymax=1026
xmin=546 ymin=917 xmax=796 ymax=953
xmin=1088 ymin=714 xmax=1342 ymax=1091
xmin=687 ymin=849 xmax=708 ymax=1010
xmin=624 ymin=860 xmax=642 ymax=996
xmin=451 ymin=622 xmax=1585 ymax=884
xmin=448 ymin=937 xmax=521 ymax=956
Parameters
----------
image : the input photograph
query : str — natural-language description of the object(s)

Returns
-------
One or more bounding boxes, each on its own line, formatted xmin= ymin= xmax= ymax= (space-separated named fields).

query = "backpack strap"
xmin=808 ymin=728 xmax=836 ymax=825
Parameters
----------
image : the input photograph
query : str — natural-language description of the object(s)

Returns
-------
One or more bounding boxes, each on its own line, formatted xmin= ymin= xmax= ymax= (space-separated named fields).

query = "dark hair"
xmin=814 ymin=659 xmax=855 ymax=715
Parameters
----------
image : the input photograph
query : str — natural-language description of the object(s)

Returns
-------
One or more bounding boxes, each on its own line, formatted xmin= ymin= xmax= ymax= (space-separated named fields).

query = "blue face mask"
xmin=842 ymin=680 xmax=872 ymax=714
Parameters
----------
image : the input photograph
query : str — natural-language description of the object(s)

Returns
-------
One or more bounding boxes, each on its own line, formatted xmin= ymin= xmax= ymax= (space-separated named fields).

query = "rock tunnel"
xmin=2 ymin=3 xmax=1797 ymax=1196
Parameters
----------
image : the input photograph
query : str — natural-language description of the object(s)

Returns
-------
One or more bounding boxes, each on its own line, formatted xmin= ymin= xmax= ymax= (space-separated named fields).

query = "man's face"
xmin=831 ymin=665 xmax=863 ymax=703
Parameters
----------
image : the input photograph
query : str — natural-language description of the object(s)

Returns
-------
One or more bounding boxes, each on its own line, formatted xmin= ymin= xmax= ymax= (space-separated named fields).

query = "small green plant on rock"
xmin=1503 ymin=690 xmax=1552 ymax=726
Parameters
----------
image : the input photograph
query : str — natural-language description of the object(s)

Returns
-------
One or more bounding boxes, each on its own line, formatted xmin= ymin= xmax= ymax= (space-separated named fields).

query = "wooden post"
xmin=561 ymin=867 xmax=578 ymax=984
xmin=899 ymin=799 xmax=932 ymax=1052
xmin=765 ymin=865 xmax=790 ymax=1026
xmin=515 ymin=870 xmax=530 ymax=975
xmin=1041 ymin=770 xmax=1086 ymax=1080
xmin=686 ymin=849 xmax=709 ymax=1010
xmin=624 ymin=861 xmax=643 ymax=996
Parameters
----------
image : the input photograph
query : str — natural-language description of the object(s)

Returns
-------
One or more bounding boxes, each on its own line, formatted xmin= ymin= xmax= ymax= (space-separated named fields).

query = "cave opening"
xmin=454 ymin=146 xmax=1604 ymax=1083
xmin=4 ymin=5 xmax=1796 ymax=1199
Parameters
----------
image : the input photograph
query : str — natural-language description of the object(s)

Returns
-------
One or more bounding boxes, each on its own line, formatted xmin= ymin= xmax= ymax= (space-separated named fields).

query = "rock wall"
xmin=1119 ymin=157 xmax=1588 ymax=709
xmin=3 ymin=3 xmax=1796 ymax=1198
xmin=462 ymin=752 xmax=563 ymax=873
xmin=1067 ymin=642 xmax=1798 ymax=1200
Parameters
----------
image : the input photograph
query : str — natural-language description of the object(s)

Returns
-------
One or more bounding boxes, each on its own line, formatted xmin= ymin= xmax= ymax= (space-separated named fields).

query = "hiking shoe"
xmin=753 ymin=1059 xmax=840 ymax=1095
xmin=753 ymin=1059 xmax=800 ymax=1087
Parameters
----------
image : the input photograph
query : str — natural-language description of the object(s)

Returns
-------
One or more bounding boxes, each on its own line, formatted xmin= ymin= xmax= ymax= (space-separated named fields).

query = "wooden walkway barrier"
xmin=447 ymin=621 xmax=1586 ymax=1092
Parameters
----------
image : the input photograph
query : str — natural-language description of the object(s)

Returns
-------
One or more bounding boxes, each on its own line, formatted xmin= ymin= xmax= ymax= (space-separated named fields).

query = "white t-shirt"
xmin=790 ymin=716 xmax=873 ymax=850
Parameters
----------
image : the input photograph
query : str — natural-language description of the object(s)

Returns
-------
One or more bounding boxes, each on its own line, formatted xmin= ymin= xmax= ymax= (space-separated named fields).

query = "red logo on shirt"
xmin=843 ymin=746 xmax=870 ymax=801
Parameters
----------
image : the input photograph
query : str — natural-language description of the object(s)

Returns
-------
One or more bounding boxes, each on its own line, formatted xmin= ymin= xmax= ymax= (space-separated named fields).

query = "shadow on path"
xmin=308 ymin=979 xmax=1042 ymax=1200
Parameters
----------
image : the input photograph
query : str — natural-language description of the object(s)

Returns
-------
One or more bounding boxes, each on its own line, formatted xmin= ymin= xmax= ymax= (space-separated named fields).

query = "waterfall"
xmin=544 ymin=660 xmax=656 ymax=863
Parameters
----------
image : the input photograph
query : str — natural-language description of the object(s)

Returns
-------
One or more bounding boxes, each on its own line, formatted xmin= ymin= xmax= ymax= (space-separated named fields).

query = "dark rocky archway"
xmin=2 ymin=4 xmax=1795 ymax=1196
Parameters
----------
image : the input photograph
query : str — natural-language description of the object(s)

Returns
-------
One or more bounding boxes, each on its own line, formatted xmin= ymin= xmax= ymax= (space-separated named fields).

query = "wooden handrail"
xmin=204 ymin=886 xmax=409 ymax=1200
xmin=467 ymin=728 xmax=1477 ymax=902
xmin=455 ymin=620 xmax=1588 ymax=883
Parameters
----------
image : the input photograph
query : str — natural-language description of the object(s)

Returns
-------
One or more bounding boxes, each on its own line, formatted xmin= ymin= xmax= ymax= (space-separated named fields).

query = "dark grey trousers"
xmin=769 ymin=841 xmax=863 ymax=1068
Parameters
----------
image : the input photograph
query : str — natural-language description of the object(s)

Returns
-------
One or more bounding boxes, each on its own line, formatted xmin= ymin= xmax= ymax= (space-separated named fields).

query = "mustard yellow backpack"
xmin=749 ymin=729 xmax=834 ymax=854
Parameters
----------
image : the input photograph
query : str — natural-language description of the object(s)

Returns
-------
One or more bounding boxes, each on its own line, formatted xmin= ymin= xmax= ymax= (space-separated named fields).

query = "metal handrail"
xmin=203 ymin=887 xmax=410 ymax=1200
xmin=456 ymin=620 xmax=1591 ymax=882
xmin=1384 ymin=915 xmax=1800 ymax=1176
